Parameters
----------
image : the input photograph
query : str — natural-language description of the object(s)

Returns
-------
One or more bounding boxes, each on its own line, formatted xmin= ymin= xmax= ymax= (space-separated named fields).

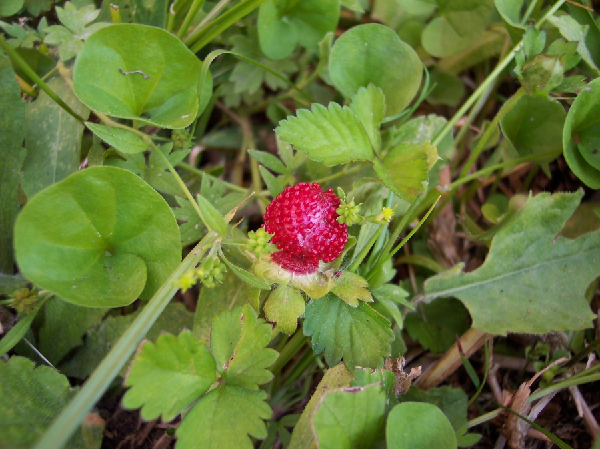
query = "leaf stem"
xmin=0 ymin=35 xmax=85 ymax=123
xmin=459 ymin=87 xmax=526 ymax=178
xmin=176 ymin=0 xmax=206 ymax=39
xmin=270 ymin=330 xmax=309 ymax=375
xmin=33 ymin=231 xmax=220 ymax=449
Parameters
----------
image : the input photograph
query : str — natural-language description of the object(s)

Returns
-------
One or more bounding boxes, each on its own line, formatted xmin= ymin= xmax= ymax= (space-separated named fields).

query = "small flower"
xmin=173 ymin=269 xmax=197 ymax=293
xmin=377 ymin=207 xmax=395 ymax=224
xmin=336 ymin=198 xmax=363 ymax=226
xmin=246 ymin=228 xmax=276 ymax=257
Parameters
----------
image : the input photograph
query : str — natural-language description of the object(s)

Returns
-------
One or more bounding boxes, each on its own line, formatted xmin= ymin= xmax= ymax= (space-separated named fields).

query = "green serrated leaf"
xmin=123 ymin=330 xmax=216 ymax=422
xmin=85 ymin=122 xmax=148 ymax=154
xmin=211 ymin=304 xmax=278 ymax=388
xmin=197 ymin=194 xmax=228 ymax=236
xmin=350 ymin=84 xmax=385 ymax=153
xmin=0 ymin=53 xmax=26 ymax=273
xmin=372 ymin=283 xmax=411 ymax=329
xmin=386 ymin=402 xmax=457 ymax=449
xmin=21 ymin=77 xmax=90 ymax=198
xmin=423 ymin=191 xmax=598 ymax=335
xmin=304 ymin=293 xmax=394 ymax=369
xmin=264 ymin=285 xmax=305 ymax=335
xmin=276 ymin=102 xmax=373 ymax=166
xmin=373 ymin=141 xmax=439 ymax=202
xmin=549 ymin=14 xmax=600 ymax=76
xmin=175 ymin=385 xmax=272 ymax=449
xmin=0 ymin=356 xmax=104 ymax=449
xmin=331 ymin=271 xmax=373 ymax=307
xmin=312 ymin=384 xmax=386 ymax=449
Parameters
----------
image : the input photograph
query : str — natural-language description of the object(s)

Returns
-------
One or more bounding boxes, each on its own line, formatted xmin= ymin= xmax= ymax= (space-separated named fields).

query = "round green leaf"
xmin=500 ymin=94 xmax=565 ymax=161
xmin=563 ymin=78 xmax=600 ymax=188
xmin=329 ymin=23 xmax=422 ymax=117
xmin=386 ymin=402 xmax=457 ymax=449
xmin=0 ymin=0 xmax=23 ymax=16
xmin=73 ymin=24 xmax=202 ymax=129
xmin=15 ymin=166 xmax=181 ymax=307
xmin=258 ymin=0 xmax=340 ymax=60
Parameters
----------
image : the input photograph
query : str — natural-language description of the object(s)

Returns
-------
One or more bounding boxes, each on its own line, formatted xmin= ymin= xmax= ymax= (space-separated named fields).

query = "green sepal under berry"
xmin=264 ymin=284 xmax=305 ymax=334
xmin=122 ymin=330 xmax=217 ymax=422
xmin=303 ymin=293 xmax=394 ymax=369
xmin=211 ymin=304 xmax=278 ymax=389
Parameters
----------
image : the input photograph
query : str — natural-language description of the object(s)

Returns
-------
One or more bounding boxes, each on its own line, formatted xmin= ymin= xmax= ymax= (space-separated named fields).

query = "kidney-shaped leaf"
xmin=73 ymin=24 xmax=202 ymax=129
xmin=386 ymin=402 xmax=457 ymax=449
xmin=329 ymin=23 xmax=422 ymax=117
xmin=563 ymin=77 xmax=600 ymax=188
xmin=15 ymin=166 xmax=181 ymax=307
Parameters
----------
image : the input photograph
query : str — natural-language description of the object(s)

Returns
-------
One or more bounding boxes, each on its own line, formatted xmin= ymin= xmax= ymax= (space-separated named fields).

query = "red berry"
xmin=263 ymin=182 xmax=348 ymax=274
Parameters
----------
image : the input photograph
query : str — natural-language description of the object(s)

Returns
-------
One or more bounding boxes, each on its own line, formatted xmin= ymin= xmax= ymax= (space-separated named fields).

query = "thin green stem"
xmin=178 ymin=162 xmax=249 ymax=193
xmin=270 ymin=330 xmax=309 ymax=375
xmin=459 ymin=87 xmax=526 ymax=178
xmin=177 ymin=0 xmax=206 ymax=39
xmin=0 ymin=36 xmax=85 ymax=123
xmin=184 ymin=0 xmax=231 ymax=46
xmin=33 ymin=232 xmax=220 ymax=449
xmin=522 ymin=0 xmax=539 ymax=24
xmin=348 ymin=225 xmax=385 ymax=272
xmin=528 ymin=373 xmax=600 ymax=402
xmin=431 ymin=0 xmax=566 ymax=149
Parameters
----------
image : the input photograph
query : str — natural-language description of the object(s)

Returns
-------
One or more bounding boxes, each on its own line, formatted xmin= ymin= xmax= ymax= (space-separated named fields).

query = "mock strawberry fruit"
xmin=262 ymin=182 xmax=348 ymax=274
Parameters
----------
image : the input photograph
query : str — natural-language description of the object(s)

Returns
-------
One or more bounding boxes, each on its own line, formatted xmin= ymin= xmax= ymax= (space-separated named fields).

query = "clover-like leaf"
xmin=386 ymin=402 xmax=457 ymax=449
xmin=331 ymin=271 xmax=373 ymax=307
xmin=421 ymin=0 xmax=494 ymax=58
xmin=257 ymin=0 xmax=340 ymax=60
xmin=276 ymin=102 xmax=373 ymax=166
xmin=0 ymin=356 xmax=105 ymax=449
xmin=329 ymin=23 xmax=422 ymax=117
xmin=373 ymin=141 xmax=439 ymax=202
xmin=312 ymin=384 xmax=386 ymax=449
xmin=303 ymin=293 xmax=394 ymax=369
xmin=122 ymin=330 xmax=216 ymax=422
xmin=423 ymin=191 xmax=598 ymax=335
xmin=73 ymin=24 xmax=202 ymax=128
xmin=85 ymin=122 xmax=148 ymax=154
xmin=211 ymin=304 xmax=278 ymax=388
xmin=563 ymin=77 xmax=600 ymax=188
xmin=264 ymin=284 xmax=305 ymax=334
xmin=14 ymin=166 xmax=181 ymax=307
xmin=500 ymin=94 xmax=565 ymax=160
xmin=175 ymin=385 xmax=272 ymax=449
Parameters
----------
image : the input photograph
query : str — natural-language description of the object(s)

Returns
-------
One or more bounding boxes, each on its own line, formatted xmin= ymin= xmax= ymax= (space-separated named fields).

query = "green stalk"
xmin=187 ymin=0 xmax=268 ymax=53
xmin=0 ymin=36 xmax=85 ymax=123
xmin=348 ymin=225 xmax=385 ymax=272
xmin=33 ymin=231 xmax=220 ymax=449
xmin=431 ymin=0 xmax=566 ymax=149
xmin=177 ymin=0 xmax=206 ymax=39
xmin=270 ymin=330 xmax=309 ymax=375
xmin=184 ymin=0 xmax=231 ymax=45
xmin=459 ymin=87 xmax=525 ymax=178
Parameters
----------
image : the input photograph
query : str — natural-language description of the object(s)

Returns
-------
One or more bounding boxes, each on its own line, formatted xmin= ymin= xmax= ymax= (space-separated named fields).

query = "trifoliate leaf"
xmin=423 ymin=191 xmax=598 ymax=335
xmin=264 ymin=285 xmax=305 ymax=335
xmin=175 ymin=385 xmax=272 ymax=449
xmin=373 ymin=141 xmax=439 ymax=202
xmin=312 ymin=384 xmax=386 ymax=449
xmin=211 ymin=304 xmax=278 ymax=388
xmin=122 ymin=330 xmax=216 ymax=422
xmin=275 ymin=102 xmax=373 ymax=166
xmin=350 ymin=84 xmax=385 ymax=153
xmin=0 ymin=356 xmax=105 ymax=449
xmin=303 ymin=293 xmax=394 ymax=369
xmin=331 ymin=271 xmax=373 ymax=307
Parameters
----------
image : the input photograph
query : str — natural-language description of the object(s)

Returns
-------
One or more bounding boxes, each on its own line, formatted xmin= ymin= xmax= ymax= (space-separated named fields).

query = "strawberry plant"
xmin=1 ymin=0 xmax=600 ymax=448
